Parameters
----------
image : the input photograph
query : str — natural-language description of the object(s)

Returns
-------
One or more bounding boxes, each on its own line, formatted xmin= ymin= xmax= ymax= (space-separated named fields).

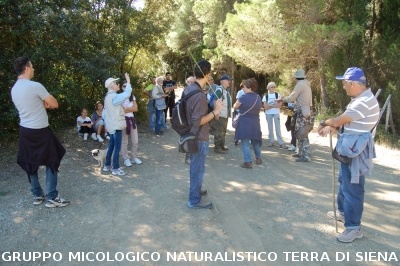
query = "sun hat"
xmin=105 ymin=78 xmax=119 ymax=88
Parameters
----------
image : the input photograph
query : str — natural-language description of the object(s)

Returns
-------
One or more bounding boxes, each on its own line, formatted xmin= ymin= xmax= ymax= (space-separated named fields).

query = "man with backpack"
xmin=262 ymin=81 xmax=287 ymax=149
xmin=184 ymin=60 xmax=223 ymax=209
xmin=209 ymin=75 xmax=233 ymax=154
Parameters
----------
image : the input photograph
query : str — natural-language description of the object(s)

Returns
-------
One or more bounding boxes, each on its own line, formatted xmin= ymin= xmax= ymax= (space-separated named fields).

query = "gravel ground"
xmin=0 ymin=110 xmax=399 ymax=266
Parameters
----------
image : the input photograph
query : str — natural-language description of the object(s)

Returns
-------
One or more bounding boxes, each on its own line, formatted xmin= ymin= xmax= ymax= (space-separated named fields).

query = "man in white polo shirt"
xmin=317 ymin=67 xmax=379 ymax=243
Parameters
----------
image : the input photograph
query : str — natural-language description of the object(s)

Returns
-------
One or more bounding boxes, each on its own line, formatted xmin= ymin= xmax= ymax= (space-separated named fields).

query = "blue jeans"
xmin=241 ymin=139 xmax=261 ymax=163
xmin=105 ymin=130 xmax=122 ymax=169
xmin=337 ymin=162 xmax=365 ymax=230
xmin=147 ymin=100 xmax=156 ymax=131
xmin=29 ymin=166 xmax=58 ymax=201
xmin=189 ymin=141 xmax=209 ymax=205
xmin=155 ymin=109 xmax=163 ymax=133
xmin=266 ymin=113 xmax=284 ymax=145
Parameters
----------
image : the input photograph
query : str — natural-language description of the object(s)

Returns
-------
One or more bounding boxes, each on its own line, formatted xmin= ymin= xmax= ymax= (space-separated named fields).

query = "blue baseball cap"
xmin=335 ymin=67 xmax=366 ymax=85
xmin=220 ymin=75 xmax=232 ymax=81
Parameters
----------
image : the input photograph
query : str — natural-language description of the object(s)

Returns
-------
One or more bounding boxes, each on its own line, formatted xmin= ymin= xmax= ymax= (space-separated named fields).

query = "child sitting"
xmin=76 ymin=108 xmax=97 ymax=141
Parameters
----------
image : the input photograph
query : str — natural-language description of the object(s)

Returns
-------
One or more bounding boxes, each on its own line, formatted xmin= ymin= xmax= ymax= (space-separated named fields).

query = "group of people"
xmin=144 ymin=73 xmax=177 ymax=135
xmin=11 ymin=55 xmax=379 ymax=244
xmin=76 ymin=102 xmax=109 ymax=142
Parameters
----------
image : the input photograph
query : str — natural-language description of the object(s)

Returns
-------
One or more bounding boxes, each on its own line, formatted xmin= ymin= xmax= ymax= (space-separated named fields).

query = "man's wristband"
xmin=320 ymin=119 xmax=327 ymax=127
xmin=211 ymin=111 xmax=215 ymax=118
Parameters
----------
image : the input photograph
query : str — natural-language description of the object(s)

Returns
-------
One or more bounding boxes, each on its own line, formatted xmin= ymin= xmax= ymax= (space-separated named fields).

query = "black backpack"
xmin=171 ymin=89 xmax=202 ymax=136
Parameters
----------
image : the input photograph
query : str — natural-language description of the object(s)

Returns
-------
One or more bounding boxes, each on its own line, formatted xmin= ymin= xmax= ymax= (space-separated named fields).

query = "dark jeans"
xmin=164 ymin=96 xmax=175 ymax=120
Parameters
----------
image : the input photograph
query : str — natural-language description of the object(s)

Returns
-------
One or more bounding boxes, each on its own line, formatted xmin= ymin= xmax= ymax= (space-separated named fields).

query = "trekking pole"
xmin=329 ymin=132 xmax=338 ymax=233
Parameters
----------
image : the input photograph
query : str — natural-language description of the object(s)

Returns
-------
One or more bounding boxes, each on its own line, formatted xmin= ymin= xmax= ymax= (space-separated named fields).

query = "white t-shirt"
xmin=76 ymin=116 xmax=92 ymax=131
xmin=122 ymin=96 xmax=136 ymax=118
xmin=262 ymin=92 xmax=280 ymax=115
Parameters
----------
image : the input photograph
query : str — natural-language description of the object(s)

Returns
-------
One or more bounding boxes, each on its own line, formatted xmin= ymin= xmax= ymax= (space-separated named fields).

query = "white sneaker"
xmin=295 ymin=147 xmax=299 ymax=153
xmin=97 ymin=135 xmax=104 ymax=142
xmin=288 ymin=144 xmax=296 ymax=151
xmin=105 ymin=134 xmax=110 ymax=140
xmin=112 ymin=168 xmax=125 ymax=176
xmin=124 ymin=158 xmax=132 ymax=167
xmin=91 ymin=133 xmax=97 ymax=141
xmin=83 ymin=133 xmax=88 ymax=141
xmin=103 ymin=165 xmax=111 ymax=172
xmin=131 ymin=157 xmax=142 ymax=165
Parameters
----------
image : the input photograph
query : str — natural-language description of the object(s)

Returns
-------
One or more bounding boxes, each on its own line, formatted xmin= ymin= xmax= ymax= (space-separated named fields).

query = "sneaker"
xmin=112 ymin=168 xmax=125 ymax=176
xmin=155 ymin=131 xmax=164 ymax=135
xmin=33 ymin=195 xmax=45 ymax=205
xmin=267 ymin=143 xmax=273 ymax=147
xmin=185 ymin=159 xmax=191 ymax=165
xmin=327 ymin=210 xmax=345 ymax=223
xmin=200 ymin=189 xmax=207 ymax=195
xmin=105 ymin=133 xmax=110 ymax=140
xmin=288 ymin=144 xmax=296 ymax=151
xmin=292 ymin=153 xmax=301 ymax=158
xmin=83 ymin=133 xmax=88 ymax=141
xmin=45 ymin=195 xmax=70 ymax=208
xmin=240 ymin=162 xmax=253 ymax=169
xmin=337 ymin=229 xmax=363 ymax=243
xmin=91 ymin=133 xmax=97 ymax=141
xmin=255 ymin=158 xmax=263 ymax=165
xmin=103 ymin=165 xmax=111 ymax=172
xmin=295 ymin=147 xmax=299 ymax=153
xmin=131 ymin=157 xmax=142 ymax=165
xmin=188 ymin=199 xmax=213 ymax=209
xmin=279 ymin=144 xmax=288 ymax=149
xmin=222 ymin=146 xmax=229 ymax=151
xmin=295 ymin=156 xmax=311 ymax=162
xmin=124 ymin=158 xmax=132 ymax=167
xmin=97 ymin=135 xmax=104 ymax=142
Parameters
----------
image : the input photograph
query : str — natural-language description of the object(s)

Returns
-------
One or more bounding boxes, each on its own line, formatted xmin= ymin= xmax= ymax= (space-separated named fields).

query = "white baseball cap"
xmin=105 ymin=78 xmax=119 ymax=88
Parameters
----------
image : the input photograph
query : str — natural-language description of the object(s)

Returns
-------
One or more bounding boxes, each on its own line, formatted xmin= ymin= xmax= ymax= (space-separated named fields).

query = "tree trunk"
xmin=318 ymin=44 xmax=330 ymax=109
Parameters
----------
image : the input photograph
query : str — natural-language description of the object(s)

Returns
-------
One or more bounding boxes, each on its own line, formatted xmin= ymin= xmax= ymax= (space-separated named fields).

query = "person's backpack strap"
xmin=181 ymin=89 xmax=202 ymax=101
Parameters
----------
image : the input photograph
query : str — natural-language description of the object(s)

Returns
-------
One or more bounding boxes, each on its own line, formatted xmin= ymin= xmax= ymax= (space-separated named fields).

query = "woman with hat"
xmin=277 ymin=69 xmax=314 ymax=162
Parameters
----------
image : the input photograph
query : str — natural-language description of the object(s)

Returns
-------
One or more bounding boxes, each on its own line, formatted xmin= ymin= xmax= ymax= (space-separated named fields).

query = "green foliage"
xmin=0 ymin=0 xmax=174 ymax=143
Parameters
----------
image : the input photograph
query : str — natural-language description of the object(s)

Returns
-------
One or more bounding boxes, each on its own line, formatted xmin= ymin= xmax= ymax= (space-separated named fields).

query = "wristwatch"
xmin=320 ymin=120 xmax=327 ymax=127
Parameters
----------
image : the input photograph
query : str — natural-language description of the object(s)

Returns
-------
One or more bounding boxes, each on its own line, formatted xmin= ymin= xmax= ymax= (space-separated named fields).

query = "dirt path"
xmin=0 ymin=113 xmax=399 ymax=266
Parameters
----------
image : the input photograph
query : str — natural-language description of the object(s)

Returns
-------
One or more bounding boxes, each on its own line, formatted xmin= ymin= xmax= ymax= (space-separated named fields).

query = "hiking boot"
xmin=327 ymin=210 xmax=345 ymax=223
xmin=33 ymin=195 xmax=45 ymax=206
xmin=240 ymin=162 xmax=253 ymax=169
xmin=200 ymin=189 xmax=208 ymax=195
xmin=295 ymin=156 xmax=311 ymax=162
xmin=45 ymin=195 xmax=70 ymax=208
xmin=112 ymin=168 xmax=125 ymax=176
xmin=288 ymin=144 xmax=296 ymax=151
xmin=131 ymin=157 xmax=142 ymax=165
xmin=188 ymin=199 xmax=213 ymax=209
xmin=292 ymin=153 xmax=301 ymax=158
xmin=337 ymin=229 xmax=363 ymax=243
xmin=214 ymin=148 xmax=226 ymax=154
xmin=255 ymin=158 xmax=263 ymax=165
xmin=124 ymin=158 xmax=132 ymax=167
xmin=222 ymin=146 xmax=229 ymax=151
xmin=103 ymin=165 xmax=111 ymax=172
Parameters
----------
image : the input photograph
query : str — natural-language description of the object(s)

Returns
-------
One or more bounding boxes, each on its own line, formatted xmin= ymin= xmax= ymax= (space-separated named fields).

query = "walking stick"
xmin=329 ymin=132 xmax=338 ymax=233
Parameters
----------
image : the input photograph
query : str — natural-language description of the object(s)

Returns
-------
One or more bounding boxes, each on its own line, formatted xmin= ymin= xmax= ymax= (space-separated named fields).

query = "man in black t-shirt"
xmin=162 ymin=72 xmax=177 ymax=122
